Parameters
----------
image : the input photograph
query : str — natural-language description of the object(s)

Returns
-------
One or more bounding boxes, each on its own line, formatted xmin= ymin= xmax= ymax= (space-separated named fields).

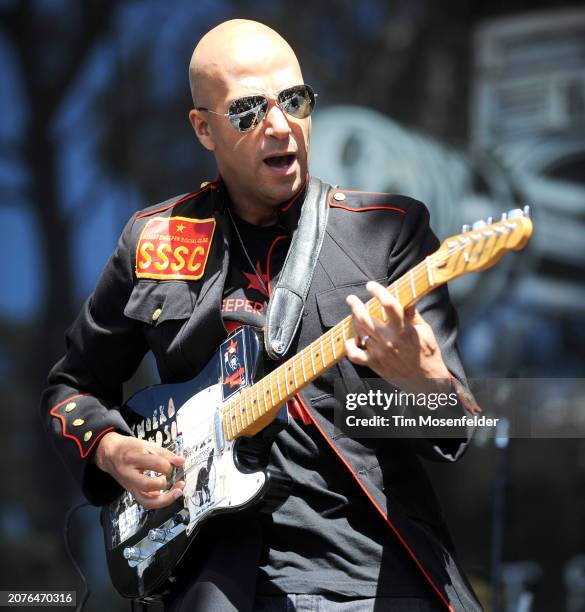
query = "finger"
xmin=366 ymin=281 xmax=404 ymax=329
xmin=346 ymin=294 xmax=377 ymax=340
xmin=405 ymin=305 xmax=426 ymax=327
xmin=345 ymin=338 xmax=369 ymax=366
xmin=134 ymin=486 xmax=184 ymax=510
xmin=404 ymin=304 xmax=416 ymax=322
xmin=146 ymin=441 xmax=186 ymax=466
xmin=131 ymin=472 xmax=169 ymax=493
xmin=138 ymin=480 xmax=185 ymax=498
xmin=133 ymin=452 xmax=174 ymax=477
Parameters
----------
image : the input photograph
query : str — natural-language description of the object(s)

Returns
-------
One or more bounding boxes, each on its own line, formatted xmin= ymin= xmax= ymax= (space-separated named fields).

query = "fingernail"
xmin=173 ymin=489 xmax=183 ymax=499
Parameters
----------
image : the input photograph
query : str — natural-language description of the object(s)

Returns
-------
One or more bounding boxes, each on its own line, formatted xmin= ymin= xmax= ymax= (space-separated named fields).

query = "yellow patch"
xmin=135 ymin=216 xmax=216 ymax=280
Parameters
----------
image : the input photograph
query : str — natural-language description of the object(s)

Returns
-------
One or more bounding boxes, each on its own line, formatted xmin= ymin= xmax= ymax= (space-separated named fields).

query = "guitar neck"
xmin=220 ymin=208 xmax=533 ymax=440
xmin=221 ymin=256 xmax=436 ymax=440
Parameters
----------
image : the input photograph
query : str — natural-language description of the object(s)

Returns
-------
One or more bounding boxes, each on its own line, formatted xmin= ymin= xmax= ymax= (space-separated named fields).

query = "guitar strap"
xmin=264 ymin=176 xmax=331 ymax=360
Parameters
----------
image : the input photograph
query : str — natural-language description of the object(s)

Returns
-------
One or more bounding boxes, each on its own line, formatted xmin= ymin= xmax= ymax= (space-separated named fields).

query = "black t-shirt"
xmin=222 ymin=213 xmax=289 ymax=329
xmin=222 ymin=211 xmax=431 ymax=598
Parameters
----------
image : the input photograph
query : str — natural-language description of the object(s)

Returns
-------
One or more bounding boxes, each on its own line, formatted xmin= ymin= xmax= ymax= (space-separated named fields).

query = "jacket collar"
xmin=211 ymin=174 xmax=310 ymax=234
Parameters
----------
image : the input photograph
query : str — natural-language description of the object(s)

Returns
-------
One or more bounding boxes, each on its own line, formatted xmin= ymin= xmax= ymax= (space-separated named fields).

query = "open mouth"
xmin=263 ymin=153 xmax=296 ymax=169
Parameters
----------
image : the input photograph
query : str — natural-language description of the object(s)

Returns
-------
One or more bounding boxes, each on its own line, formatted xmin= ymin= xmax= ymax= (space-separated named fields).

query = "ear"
xmin=189 ymin=109 xmax=215 ymax=152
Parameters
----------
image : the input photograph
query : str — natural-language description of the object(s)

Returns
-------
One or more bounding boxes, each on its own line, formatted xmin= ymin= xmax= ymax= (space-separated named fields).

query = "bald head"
xmin=187 ymin=20 xmax=311 ymax=225
xmin=189 ymin=19 xmax=301 ymax=108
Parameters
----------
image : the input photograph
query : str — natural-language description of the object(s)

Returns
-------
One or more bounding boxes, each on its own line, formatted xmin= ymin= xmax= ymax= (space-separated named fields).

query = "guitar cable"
xmin=64 ymin=501 xmax=91 ymax=612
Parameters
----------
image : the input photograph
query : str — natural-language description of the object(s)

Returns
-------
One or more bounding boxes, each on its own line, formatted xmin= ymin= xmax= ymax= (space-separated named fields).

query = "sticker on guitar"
xmin=220 ymin=336 xmax=248 ymax=401
xmin=177 ymin=385 xmax=226 ymax=522
xmin=108 ymin=491 xmax=147 ymax=548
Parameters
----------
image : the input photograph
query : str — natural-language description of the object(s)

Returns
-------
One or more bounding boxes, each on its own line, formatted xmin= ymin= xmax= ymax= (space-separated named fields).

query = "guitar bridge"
xmin=122 ymin=509 xmax=189 ymax=568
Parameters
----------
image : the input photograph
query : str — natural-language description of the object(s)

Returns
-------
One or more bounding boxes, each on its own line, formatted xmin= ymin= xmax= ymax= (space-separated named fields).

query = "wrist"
xmin=93 ymin=430 xmax=121 ymax=472
xmin=427 ymin=360 xmax=450 ymax=381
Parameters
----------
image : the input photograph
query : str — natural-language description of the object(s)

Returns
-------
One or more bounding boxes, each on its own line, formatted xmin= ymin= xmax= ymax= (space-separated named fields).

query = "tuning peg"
xmin=500 ymin=212 xmax=508 ymax=221
xmin=487 ymin=216 xmax=493 ymax=225
xmin=461 ymin=224 xmax=470 ymax=233
xmin=523 ymin=205 xmax=531 ymax=217
xmin=472 ymin=220 xmax=487 ymax=230
xmin=508 ymin=208 xmax=524 ymax=219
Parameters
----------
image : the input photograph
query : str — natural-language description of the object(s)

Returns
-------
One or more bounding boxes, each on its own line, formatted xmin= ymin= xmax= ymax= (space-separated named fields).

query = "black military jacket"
xmin=41 ymin=178 xmax=481 ymax=611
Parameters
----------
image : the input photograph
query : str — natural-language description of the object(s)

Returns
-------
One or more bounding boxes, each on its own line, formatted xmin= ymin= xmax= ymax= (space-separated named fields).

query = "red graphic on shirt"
xmin=222 ymin=298 xmax=265 ymax=314
xmin=243 ymin=261 xmax=269 ymax=297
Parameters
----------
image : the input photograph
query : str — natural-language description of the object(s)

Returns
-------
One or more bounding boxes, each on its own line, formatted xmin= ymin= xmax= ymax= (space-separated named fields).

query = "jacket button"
xmin=333 ymin=192 xmax=346 ymax=202
xmin=65 ymin=402 xmax=76 ymax=412
xmin=83 ymin=431 xmax=93 ymax=442
xmin=72 ymin=418 xmax=85 ymax=427
xmin=152 ymin=308 xmax=162 ymax=322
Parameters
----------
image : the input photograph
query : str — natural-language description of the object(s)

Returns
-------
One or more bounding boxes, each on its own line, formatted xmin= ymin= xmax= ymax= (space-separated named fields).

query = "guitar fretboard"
xmin=220 ymin=254 xmax=438 ymax=440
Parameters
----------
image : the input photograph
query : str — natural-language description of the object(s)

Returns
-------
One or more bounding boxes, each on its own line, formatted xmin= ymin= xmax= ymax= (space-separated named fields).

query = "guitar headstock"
xmin=431 ymin=207 xmax=533 ymax=284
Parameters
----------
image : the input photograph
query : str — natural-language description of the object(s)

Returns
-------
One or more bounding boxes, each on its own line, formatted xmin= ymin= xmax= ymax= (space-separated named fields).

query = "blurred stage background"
xmin=1 ymin=1 xmax=584 ymax=610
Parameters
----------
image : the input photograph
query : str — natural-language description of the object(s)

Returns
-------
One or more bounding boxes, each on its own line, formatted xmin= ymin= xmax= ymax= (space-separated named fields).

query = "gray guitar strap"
xmin=264 ymin=176 xmax=331 ymax=360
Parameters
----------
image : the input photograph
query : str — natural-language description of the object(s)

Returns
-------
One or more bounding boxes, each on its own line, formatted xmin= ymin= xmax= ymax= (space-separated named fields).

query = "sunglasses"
xmin=196 ymin=84 xmax=317 ymax=132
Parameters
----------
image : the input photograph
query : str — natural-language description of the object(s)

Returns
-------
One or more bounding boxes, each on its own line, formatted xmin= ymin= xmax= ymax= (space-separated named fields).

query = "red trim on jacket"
xmin=50 ymin=393 xmax=88 ymax=414
xmin=135 ymin=183 xmax=214 ymax=220
xmin=265 ymin=235 xmax=289 ymax=297
xmin=288 ymin=395 xmax=313 ymax=425
xmin=280 ymin=174 xmax=308 ymax=212
xmin=49 ymin=394 xmax=115 ymax=459
xmin=329 ymin=202 xmax=407 ymax=215
xmin=333 ymin=189 xmax=403 ymax=196
xmin=294 ymin=393 xmax=454 ymax=611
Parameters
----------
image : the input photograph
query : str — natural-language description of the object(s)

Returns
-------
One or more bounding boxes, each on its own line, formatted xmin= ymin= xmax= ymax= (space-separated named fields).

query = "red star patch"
xmin=243 ymin=261 xmax=269 ymax=297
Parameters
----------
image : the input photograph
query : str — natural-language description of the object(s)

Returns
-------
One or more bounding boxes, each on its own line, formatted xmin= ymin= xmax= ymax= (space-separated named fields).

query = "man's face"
xmin=190 ymin=40 xmax=311 ymax=210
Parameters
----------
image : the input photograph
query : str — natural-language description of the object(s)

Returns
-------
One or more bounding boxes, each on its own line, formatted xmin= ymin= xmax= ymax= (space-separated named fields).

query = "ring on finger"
xmin=360 ymin=335 xmax=371 ymax=349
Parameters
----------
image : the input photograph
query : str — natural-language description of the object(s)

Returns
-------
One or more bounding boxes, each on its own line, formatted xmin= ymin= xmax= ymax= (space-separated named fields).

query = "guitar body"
xmin=100 ymin=326 xmax=291 ymax=599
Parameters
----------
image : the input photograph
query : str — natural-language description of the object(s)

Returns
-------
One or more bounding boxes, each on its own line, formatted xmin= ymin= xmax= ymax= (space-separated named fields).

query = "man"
xmin=42 ymin=19 xmax=482 ymax=612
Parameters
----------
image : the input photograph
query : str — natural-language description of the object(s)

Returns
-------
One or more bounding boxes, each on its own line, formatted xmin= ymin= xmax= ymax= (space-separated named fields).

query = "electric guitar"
xmin=101 ymin=208 xmax=533 ymax=599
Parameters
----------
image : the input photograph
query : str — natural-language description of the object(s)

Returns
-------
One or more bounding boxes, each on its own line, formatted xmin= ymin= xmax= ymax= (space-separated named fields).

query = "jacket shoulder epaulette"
xmin=327 ymin=188 xmax=415 ymax=215
xmin=135 ymin=180 xmax=219 ymax=221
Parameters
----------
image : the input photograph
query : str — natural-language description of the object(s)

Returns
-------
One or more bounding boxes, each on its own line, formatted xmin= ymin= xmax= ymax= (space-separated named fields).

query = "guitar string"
xmin=221 ymin=224 xmax=517 ymax=433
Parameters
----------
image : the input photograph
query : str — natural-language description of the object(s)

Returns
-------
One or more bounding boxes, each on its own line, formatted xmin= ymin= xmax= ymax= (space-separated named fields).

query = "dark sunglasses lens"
xmin=279 ymin=85 xmax=315 ymax=119
xmin=228 ymin=96 xmax=268 ymax=131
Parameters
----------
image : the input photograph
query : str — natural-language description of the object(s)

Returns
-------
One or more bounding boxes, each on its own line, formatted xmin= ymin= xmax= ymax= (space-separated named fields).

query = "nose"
xmin=263 ymin=102 xmax=291 ymax=139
